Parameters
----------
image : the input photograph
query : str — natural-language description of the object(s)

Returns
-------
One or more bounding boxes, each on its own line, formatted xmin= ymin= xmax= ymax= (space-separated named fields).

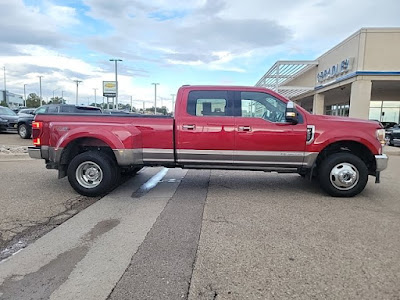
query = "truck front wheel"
xmin=67 ymin=151 xmax=118 ymax=197
xmin=318 ymin=152 xmax=368 ymax=197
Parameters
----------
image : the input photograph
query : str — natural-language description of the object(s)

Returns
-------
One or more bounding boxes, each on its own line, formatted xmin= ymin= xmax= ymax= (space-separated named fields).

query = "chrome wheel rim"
xmin=330 ymin=162 xmax=359 ymax=191
xmin=19 ymin=126 xmax=26 ymax=137
xmin=75 ymin=161 xmax=103 ymax=189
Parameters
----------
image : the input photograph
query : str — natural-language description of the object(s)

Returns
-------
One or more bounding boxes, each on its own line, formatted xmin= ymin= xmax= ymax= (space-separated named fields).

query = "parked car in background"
xmin=18 ymin=108 xmax=35 ymax=116
xmin=17 ymin=104 xmax=102 ymax=139
xmin=0 ymin=116 xmax=9 ymax=132
xmin=102 ymin=109 xmax=131 ymax=115
xmin=0 ymin=107 xmax=18 ymax=133
xmin=385 ymin=124 xmax=400 ymax=146
xmin=381 ymin=121 xmax=398 ymax=129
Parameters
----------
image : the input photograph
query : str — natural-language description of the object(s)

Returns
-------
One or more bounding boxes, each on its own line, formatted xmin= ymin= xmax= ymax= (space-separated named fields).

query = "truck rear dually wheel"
xmin=318 ymin=152 xmax=368 ymax=197
xmin=67 ymin=151 xmax=118 ymax=197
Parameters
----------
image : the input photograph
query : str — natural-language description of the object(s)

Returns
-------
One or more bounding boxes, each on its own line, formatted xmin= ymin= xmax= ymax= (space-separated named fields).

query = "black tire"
xmin=318 ymin=152 xmax=368 ymax=197
xmin=67 ymin=151 xmax=118 ymax=197
xmin=18 ymin=124 xmax=31 ymax=139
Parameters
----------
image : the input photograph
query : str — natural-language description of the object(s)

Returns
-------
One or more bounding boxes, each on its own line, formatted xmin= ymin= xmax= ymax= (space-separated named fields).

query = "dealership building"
xmin=256 ymin=28 xmax=400 ymax=123
xmin=1 ymin=90 xmax=24 ymax=108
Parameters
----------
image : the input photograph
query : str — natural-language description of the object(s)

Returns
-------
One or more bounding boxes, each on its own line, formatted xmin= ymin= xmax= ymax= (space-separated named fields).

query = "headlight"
xmin=376 ymin=129 xmax=386 ymax=145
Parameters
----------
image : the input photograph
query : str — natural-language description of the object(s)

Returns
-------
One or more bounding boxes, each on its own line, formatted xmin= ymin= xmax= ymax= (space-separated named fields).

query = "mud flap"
xmin=375 ymin=171 xmax=381 ymax=184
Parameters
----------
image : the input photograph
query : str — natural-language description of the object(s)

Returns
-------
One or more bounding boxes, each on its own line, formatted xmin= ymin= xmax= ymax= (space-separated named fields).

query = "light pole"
xmin=61 ymin=91 xmax=65 ymax=103
xmin=3 ymin=66 xmax=7 ymax=106
xmin=73 ymin=80 xmax=82 ymax=105
xmin=151 ymin=83 xmax=159 ymax=115
xmin=130 ymin=96 xmax=133 ymax=112
xmin=38 ymin=76 xmax=43 ymax=102
xmin=23 ymin=84 xmax=27 ymax=107
xmin=171 ymin=94 xmax=176 ymax=114
xmin=52 ymin=88 xmax=59 ymax=100
xmin=93 ymin=88 xmax=98 ymax=107
xmin=109 ymin=58 xmax=122 ymax=110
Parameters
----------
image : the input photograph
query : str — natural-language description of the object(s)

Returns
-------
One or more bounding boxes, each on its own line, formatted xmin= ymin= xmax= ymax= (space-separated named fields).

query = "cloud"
xmin=0 ymin=1 xmax=80 ymax=51
xmin=45 ymin=4 xmax=79 ymax=27
xmin=81 ymin=0 xmax=292 ymax=68
xmin=1 ymin=0 xmax=400 ymax=109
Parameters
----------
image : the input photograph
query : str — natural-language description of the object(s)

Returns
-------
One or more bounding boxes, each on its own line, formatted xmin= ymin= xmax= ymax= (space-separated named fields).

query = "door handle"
xmin=238 ymin=126 xmax=252 ymax=132
xmin=182 ymin=124 xmax=196 ymax=130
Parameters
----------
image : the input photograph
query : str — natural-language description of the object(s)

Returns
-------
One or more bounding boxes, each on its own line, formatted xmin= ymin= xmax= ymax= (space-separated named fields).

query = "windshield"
xmin=0 ymin=107 xmax=17 ymax=116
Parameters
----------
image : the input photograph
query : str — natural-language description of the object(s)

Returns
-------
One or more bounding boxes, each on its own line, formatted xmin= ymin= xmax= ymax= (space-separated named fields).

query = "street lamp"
xmin=38 ymin=76 xmax=43 ymax=102
xmin=93 ymin=88 xmax=98 ymax=107
xmin=171 ymin=94 xmax=176 ymax=114
xmin=73 ymin=80 xmax=82 ymax=105
xmin=3 ymin=66 xmax=7 ymax=106
xmin=23 ymin=84 xmax=27 ymax=107
xmin=130 ymin=96 xmax=133 ymax=112
xmin=52 ymin=88 xmax=59 ymax=100
xmin=151 ymin=83 xmax=159 ymax=115
xmin=109 ymin=58 xmax=122 ymax=109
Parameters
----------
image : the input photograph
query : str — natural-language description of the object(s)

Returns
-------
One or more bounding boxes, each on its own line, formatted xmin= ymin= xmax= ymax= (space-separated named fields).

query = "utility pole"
xmin=23 ymin=84 xmax=27 ymax=107
xmin=93 ymin=88 xmax=98 ymax=106
xmin=61 ymin=91 xmax=65 ymax=103
xmin=52 ymin=88 xmax=59 ymax=100
xmin=3 ymin=66 xmax=7 ymax=106
xmin=38 ymin=76 xmax=43 ymax=103
xmin=151 ymin=83 xmax=159 ymax=115
xmin=73 ymin=80 xmax=82 ymax=105
xmin=171 ymin=94 xmax=176 ymax=114
xmin=130 ymin=96 xmax=133 ymax=112
xmin=109 ymin=58 xmax=122 ymax=109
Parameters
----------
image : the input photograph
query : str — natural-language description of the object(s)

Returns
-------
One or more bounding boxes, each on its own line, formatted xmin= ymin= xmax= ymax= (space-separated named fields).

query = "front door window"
xmin=240 ymin=92 xmax=287 ymax=123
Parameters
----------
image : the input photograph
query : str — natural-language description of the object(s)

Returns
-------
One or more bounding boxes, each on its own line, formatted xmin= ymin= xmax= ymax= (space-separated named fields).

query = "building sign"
xmin=103 ymin=81 xmax=117 ymax=97
xmin=317 ymin=58 xmax=353 ymax=83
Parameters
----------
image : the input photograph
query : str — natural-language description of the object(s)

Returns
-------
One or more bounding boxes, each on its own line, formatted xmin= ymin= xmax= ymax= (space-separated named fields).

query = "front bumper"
xmin=375 ymin=154 xmax=388 ymax=172
xmin=28 ymin=146 xmax=42 ymax=159
xmin=0 ymin=122 xmax=17 ymax=132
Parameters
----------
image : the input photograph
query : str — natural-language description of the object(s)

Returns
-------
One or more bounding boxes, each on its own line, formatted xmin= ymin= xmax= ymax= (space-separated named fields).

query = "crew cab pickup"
xmin=28 ymin=85 xmax=388 ymax=197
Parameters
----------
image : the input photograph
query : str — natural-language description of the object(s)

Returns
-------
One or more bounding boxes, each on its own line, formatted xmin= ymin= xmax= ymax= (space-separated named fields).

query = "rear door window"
xmin=47 ymin=106 xmax=59 ymax=113
xmin=35 ymin=107 xmax=47 ymax=114
xmin=187 ymin=91 xmax=233 ymax=117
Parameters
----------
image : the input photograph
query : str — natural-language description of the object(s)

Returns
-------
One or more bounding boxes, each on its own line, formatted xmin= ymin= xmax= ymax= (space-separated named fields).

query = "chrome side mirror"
xmin=285 ymin=101 xmax=298 ymax=124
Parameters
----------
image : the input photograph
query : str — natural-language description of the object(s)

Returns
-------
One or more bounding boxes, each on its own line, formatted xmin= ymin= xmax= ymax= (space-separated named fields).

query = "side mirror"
xmin=285 ymin=101 xmax=298 ymax=124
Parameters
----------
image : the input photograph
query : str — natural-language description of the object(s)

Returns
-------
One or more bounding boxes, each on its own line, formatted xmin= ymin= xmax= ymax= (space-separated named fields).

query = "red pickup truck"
xmin=28 ymin=85 xmax=388 ymax=197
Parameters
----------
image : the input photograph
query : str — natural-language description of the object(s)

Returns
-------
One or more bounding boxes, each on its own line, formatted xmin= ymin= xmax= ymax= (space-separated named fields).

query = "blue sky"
xmin=0 ymin=0 xmax=399 ymax=110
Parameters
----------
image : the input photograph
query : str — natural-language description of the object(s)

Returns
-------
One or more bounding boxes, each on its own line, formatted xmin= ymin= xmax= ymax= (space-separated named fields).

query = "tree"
xmin=26 ymin=93 xmax=41 ymax=108
xmin=48 ymin=97 xmax=64 ymax=104
xmin=145 ymin=106 xmax=168 ymax=115
xmin=0 ymin=100 xmax=6 ymax=107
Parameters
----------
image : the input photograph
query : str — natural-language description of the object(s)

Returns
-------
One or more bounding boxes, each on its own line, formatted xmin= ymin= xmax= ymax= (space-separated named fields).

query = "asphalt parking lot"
xmin=0 ymin=133 xmax=100 ymax=255
xmin=0 ymin=132 xmax=32 ymax=147
xmin=0 ymin=132 xmax=399 ymax=299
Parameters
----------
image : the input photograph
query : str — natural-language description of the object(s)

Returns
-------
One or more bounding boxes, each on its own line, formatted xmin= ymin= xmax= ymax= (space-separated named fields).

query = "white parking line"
xmin=0 ymin=167 xmax=187 ymax=300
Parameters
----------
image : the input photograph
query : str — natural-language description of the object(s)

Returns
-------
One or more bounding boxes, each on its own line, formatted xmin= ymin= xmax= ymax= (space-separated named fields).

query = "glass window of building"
xmin=369 ymin=101 xmax=400 ymax=123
